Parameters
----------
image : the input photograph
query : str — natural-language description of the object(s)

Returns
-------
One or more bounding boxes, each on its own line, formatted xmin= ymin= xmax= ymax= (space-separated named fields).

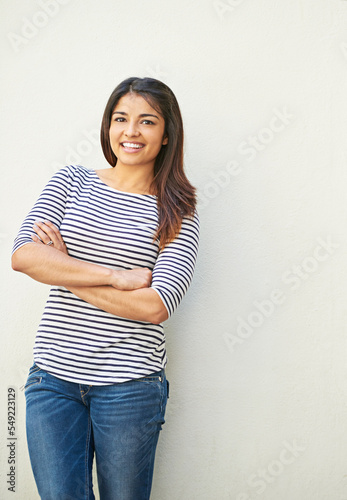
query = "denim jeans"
xmin=24 ymin=363 xmax=169 ymax=500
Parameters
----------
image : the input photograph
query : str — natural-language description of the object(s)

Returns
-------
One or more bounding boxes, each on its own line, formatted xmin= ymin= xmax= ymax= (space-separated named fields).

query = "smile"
xmin=121 ymin=142 xmax=145 ymax=150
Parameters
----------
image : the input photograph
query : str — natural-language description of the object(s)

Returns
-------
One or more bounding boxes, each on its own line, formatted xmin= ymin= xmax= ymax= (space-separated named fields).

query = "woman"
xmin=11 ymin=77 xmax=200 ymax=500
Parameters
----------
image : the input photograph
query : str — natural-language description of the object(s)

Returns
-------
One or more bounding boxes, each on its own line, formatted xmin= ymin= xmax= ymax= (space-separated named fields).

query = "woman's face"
xmin=109 ymin=93 xmax=168 ymax=171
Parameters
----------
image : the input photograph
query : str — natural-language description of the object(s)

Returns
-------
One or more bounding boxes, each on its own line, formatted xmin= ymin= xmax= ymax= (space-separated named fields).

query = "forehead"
xmin=114 ymin=93 xmax=162 ymax=116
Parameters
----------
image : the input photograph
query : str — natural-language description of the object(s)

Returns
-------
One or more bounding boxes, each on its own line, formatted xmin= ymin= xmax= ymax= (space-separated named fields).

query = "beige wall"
xmin=1 ymin=1 xmax=347 ymax=498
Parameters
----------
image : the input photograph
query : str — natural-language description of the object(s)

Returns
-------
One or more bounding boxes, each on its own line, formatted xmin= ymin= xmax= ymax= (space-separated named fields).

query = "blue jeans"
xmin=24 ymin=363 xmax=169 ymax=500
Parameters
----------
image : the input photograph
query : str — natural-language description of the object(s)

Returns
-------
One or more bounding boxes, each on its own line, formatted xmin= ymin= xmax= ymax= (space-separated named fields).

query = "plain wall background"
xmin=1 ymin=1 xmax=347 ymax=499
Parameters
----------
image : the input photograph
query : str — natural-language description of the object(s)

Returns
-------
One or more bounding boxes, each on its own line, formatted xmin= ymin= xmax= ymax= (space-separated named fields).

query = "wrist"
xmin=108 ymin=269 xmax=122 ymax=289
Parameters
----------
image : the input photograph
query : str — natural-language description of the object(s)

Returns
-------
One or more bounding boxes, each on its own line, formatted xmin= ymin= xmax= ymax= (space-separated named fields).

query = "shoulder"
xmin=57 ymin=164 xmax=90 ymax=176
xmin=51 ymin=164 xmax=93 ymax=183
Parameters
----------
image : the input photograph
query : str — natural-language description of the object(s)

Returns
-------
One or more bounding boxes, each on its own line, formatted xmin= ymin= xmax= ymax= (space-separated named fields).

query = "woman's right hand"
xmin=111 ymin=268 xmax=152 ymax=290
xmin=31 ymin=220 xmax=152 ymax=291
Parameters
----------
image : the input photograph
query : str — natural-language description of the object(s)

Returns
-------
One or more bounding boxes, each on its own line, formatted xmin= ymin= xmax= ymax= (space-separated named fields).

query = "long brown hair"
xmin=100 ymin=77 xmax=197 ymax=250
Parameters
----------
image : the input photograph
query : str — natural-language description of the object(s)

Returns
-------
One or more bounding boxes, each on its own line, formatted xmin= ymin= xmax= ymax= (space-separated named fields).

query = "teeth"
xmin=122 ymin=142 xmax=144 ymax=149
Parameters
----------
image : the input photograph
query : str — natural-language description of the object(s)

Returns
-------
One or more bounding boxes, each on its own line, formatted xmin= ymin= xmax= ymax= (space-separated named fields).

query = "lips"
xmin=120 ymin=142 xmax=145 ymax=152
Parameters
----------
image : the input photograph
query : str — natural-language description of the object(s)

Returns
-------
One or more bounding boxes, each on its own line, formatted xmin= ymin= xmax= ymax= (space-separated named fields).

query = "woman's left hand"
xmin=32 ymin=220 xmax=68 ymax=255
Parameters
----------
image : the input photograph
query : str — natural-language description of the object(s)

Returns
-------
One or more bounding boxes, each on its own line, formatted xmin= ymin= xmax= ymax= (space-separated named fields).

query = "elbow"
xmin=149 ymin=306 xmax=169 ymax=325
xmin=11 ymin=252 xmax=24 ymax=272
xmin=145 ymin=289 xmax=169 ymax=324
xmin=11 ymin=244 xmax=33 ymax=273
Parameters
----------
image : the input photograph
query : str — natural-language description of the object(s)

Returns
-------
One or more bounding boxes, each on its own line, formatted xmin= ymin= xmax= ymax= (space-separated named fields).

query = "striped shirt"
xmin=12 ymin=165 xmax=200 ymax=385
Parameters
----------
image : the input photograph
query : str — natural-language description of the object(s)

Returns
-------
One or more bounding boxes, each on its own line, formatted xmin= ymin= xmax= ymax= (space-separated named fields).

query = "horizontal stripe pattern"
xmin=12 ymin=165 xmax=200 ymax=385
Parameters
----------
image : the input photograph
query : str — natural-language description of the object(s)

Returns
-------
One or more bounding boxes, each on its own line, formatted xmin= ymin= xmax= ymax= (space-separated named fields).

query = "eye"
xmin=114 ymin=117 xmax=125 ymax=122
xmin=141 ymin=120 xmax=155 ymax=125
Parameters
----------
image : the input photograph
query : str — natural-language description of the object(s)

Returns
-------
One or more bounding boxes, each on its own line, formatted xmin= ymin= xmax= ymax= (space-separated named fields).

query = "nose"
xmin=124 ymin=120 xmax=139 ymax=137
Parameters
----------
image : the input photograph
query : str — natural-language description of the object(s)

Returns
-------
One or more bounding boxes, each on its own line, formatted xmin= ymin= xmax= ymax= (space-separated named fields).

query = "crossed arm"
xmin=11 ymin=220 xmax=169 ymax=325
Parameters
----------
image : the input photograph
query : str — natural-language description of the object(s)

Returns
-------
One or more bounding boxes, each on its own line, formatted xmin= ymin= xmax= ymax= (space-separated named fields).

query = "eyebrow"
xmin=112 ymin=111 xmax=160 ymax=119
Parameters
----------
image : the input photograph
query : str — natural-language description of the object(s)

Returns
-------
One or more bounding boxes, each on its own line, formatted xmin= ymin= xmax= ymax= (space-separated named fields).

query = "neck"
xmin=111 ymin=163 xmax=156 ymax=195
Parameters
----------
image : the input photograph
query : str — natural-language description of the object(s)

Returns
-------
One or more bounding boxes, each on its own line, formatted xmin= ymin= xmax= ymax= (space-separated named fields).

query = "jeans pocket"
xmin=24 ymin=364 xmax=43 ymax=391
xmin=136 ymin=371 xmax=168 ymax=417
xmin=24 ymin=377 xmax=42 ymax=390
xmin=28 ymin=363 xmax=41 ymax=376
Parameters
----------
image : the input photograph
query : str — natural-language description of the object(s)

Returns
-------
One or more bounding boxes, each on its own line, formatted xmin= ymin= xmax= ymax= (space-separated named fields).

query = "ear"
xmin=162 ymin=135 xmax=168 ymax=146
